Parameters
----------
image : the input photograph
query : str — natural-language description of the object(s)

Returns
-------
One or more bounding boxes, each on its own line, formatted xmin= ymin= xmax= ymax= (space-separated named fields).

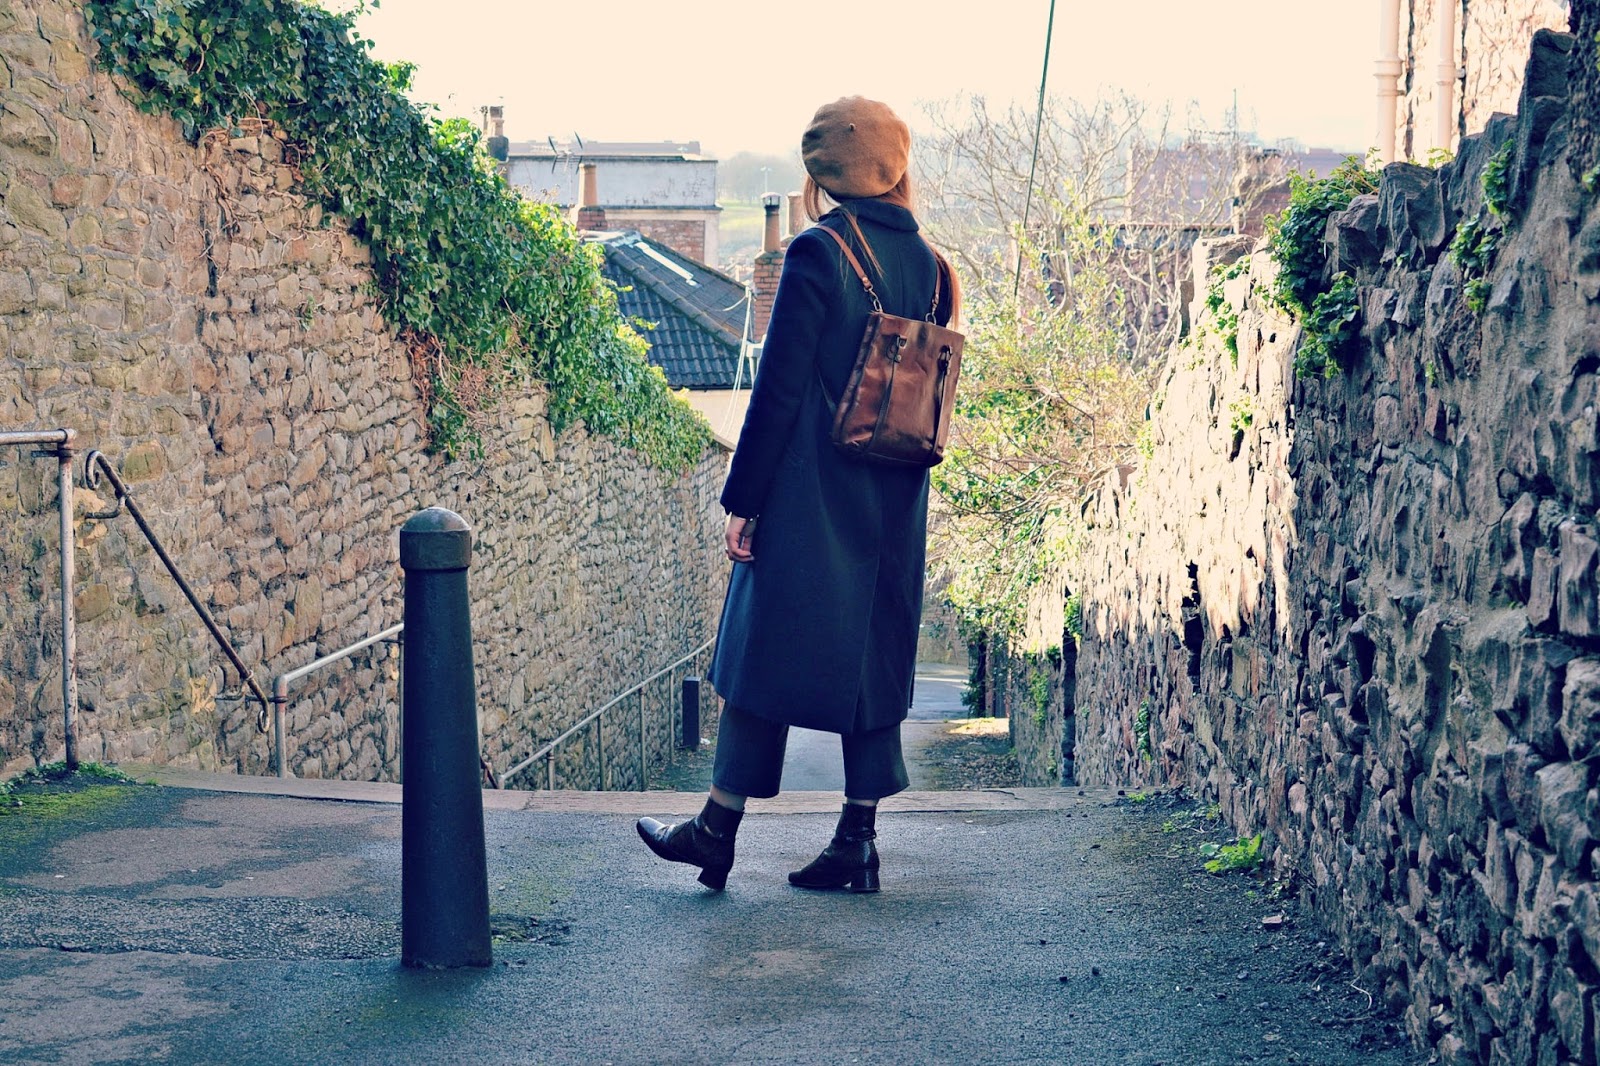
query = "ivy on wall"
xmin=1264 ymin=157 xmax=1379 ymax=377
xmin=1448 ymin=140 xmax=1516 ymax=314
xmin=85 ymin=0 xmax=711 ymax=469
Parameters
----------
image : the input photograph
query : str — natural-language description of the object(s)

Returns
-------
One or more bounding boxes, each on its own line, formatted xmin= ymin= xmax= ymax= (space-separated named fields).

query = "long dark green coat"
xmin=709 ymin=198 xmax=947 ymax=734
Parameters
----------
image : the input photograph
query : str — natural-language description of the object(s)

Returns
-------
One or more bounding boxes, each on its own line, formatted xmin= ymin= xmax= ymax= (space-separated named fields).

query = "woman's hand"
xmin=725 ymin=514 xmax=756 ymax=564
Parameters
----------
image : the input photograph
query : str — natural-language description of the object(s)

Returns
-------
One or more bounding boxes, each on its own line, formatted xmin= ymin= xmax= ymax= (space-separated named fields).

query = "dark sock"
xmin=698 ymin=797 xmax=744 ymax=839
xmin=838 ymin=802 xmax=876 ymax=838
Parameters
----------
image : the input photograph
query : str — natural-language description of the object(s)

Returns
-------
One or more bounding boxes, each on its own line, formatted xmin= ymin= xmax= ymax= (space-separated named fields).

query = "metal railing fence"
xmin=502 ymin=639 xmax=715 ymax=791
xmin=270 ymin=624 xmax=403 ymax=778
xmin=83 ymin=450 xmax=272 ymax=732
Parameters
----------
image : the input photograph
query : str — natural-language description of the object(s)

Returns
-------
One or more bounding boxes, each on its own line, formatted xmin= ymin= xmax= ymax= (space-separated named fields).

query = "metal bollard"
xmin=399 ymin=507 xmax=491 ymax=969
xmin=681 ymin=676 xmax=701 ymax=750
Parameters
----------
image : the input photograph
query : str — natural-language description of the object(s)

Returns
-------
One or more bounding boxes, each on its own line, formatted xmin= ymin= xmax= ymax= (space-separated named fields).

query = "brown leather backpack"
xmin=816 ymin=226 xmax=964 ymax=468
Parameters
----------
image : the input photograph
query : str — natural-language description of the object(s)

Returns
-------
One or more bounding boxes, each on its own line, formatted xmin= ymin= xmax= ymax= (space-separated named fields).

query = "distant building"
xmin=1230 ymin=145 xmax=1350 ymax=236
xmin=1120 ymin=137 xmax=1348 ymax=238
xmin=506 ymin=138 xmax=721 ymax=264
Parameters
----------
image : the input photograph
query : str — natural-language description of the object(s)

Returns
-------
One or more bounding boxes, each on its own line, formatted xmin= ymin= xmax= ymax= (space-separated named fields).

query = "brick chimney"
xmin=1231 ymin=148 xmax=1290 ymax=236
xmin=786 ymin=191 xmax=805 ymax=242
xmin=751 ymin=193 xmax=784 ymax=339
xmin=575 ymin=162 xmax=606 ymax=230
xmin=485 ymin=105 xmax=508 ymax=162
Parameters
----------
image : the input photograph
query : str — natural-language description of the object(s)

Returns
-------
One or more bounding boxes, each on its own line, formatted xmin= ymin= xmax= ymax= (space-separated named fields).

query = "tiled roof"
xmin=593 ymin=232 xmax=751 ymax=390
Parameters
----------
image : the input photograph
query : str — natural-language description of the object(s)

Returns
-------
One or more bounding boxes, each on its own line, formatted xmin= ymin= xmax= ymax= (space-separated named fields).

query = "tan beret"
xmin=801 ymin=96 xmax=911 ymax=200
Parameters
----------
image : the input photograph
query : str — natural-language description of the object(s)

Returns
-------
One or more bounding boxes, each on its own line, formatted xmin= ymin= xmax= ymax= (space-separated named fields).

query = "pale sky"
xmin=356 ymin=1 xmax=1376 ymax=159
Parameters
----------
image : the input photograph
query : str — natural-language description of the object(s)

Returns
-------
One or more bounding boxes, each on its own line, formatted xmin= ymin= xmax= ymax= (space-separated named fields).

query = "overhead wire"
xmin=1014 ymin=0 xmax=1058 ymax=299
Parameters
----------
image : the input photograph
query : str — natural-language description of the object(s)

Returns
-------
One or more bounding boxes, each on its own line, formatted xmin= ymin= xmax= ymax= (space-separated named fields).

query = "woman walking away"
xmin=637 ymin=96 xmax=961 ymax=892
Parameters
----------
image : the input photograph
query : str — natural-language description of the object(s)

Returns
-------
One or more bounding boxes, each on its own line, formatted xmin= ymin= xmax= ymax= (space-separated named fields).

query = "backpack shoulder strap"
xmin=818 ymin=225 xmax=883 ymax=313
xmin=928 ymin=251 xmax=943 ymax=323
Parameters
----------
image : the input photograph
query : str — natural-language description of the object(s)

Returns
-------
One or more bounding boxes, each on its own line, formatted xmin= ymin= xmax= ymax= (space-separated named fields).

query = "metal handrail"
xmin=82 ymin=450 xmax=272 ymax=732
xmin=270 ymin=623 xmax=403 ymax=778
xmin=3 ymin=429 xmax=80 ymax=768
xmin=503 ymin=638 xmax=715 ymax=790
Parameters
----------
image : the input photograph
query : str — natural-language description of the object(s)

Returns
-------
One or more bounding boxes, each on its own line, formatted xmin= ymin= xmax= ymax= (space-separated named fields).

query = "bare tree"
xmin=916 ymin=92 xmax=1243 ymax=638
xmin=918 ymin=91 xmax=1242 ymax=370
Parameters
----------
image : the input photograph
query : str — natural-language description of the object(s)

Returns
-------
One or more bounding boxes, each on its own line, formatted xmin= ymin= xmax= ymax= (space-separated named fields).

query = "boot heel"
xmin=848 ymin=868 xmax=880 ymax=893
xmin=697 ymin=865 xmax=730 ymax=891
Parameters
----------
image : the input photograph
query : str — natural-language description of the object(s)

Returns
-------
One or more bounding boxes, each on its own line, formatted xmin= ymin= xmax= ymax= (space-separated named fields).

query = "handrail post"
xmin=271 ymin=676 xmax=290 ymax=779
xmin=54 ymin=431 xmax=78 ymax=771
xmin=497 ymin=637 xmax=715 ymax=791
xmin=395 ymin=627 xmax=404 ymax=773
xmin=399 ymin=507 xmax=490 ymax=969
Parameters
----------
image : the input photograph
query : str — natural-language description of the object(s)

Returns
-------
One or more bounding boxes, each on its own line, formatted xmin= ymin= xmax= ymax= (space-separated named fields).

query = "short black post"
xmin=400 ymin=507 xmax=491 ymax=969
xmin=681 ymin=676 xmax=701 ymax=750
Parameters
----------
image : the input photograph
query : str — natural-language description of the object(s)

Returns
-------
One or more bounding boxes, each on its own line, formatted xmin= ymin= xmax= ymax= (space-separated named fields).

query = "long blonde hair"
xmin=804 ymin=173 xmax=962 ymax=327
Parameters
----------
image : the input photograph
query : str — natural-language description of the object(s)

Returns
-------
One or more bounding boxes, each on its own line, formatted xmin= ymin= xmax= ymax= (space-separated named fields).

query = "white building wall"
xmin=508 ymin=156 xmax=718 ymax=208
xmin=1389 ymin=0 xmax=1569 ymax=158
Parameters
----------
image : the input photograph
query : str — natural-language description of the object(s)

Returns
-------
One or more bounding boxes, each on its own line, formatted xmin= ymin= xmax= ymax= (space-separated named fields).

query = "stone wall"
xmin=984 ymin=638 xmax=1072 ymax=786
xmin=914 ymin=572 xmax=965 ymax=665
xmin=0 ymin=0 xmax=726 ymax=784
xmin=1397 ymin=0 xmax=1569 ymax=159
xmin=1071 ymin=27 xmax=1598 ymax=1063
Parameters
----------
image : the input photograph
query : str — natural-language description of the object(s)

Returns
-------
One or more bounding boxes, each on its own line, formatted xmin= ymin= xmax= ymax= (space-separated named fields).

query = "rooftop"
xmin=591 ymin=231 xmax=750 ymax=390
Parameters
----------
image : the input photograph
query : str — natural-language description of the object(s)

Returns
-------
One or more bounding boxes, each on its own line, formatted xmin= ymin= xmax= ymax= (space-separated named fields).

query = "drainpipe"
xmin=1374 ymin=0 xmax=1403 ymax=164
xmin=1433 ymin=0 xmax=1459 ymax=155
xmin=57 ymin=431 xmax=77 ymax=770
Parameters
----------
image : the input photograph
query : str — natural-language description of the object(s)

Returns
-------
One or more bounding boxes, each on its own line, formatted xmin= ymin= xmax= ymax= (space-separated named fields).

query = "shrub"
xmin=1265 ymin=157 xmax=1379 ymax=318
xmin=1447 ymin=140 xmax=1515 ymax=316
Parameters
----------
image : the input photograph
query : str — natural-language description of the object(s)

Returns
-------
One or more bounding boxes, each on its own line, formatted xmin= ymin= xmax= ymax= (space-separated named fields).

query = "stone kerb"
xmin=1070 ymin=28 xmax=1599 ymax=1063
xmin=0 ymin=0 xmax=725 ymax=788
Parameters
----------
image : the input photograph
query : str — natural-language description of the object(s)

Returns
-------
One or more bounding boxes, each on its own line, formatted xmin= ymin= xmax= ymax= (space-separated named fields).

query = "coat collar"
xmin=828 ymin=198 xmax=919 ymax=233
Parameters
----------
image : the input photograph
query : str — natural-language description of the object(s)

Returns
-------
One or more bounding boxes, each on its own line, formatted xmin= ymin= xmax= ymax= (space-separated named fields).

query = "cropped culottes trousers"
xmin=710 ymin=703 xmax=910 ymax=801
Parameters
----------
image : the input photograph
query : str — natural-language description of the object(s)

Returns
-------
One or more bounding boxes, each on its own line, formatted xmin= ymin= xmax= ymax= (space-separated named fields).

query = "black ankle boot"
xmin=637 ymin=797 xmax=743 ymax=891
xmin=788 ymin=802 xmax=880 ymax=893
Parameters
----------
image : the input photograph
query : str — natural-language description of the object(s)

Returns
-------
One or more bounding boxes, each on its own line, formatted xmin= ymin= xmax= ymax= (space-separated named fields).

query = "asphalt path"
xmin=0 ymin=779 xmax=1422 ymax=1066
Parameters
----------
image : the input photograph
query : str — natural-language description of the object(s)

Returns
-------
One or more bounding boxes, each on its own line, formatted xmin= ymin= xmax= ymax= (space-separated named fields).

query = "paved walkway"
xmin=0 ymin=772 xmax=1422 ymax=1065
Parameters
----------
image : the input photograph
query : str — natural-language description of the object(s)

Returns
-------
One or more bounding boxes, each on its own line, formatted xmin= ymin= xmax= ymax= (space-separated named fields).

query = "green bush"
xmin=1264 ymin=158 xmax=1377 ymax=379
xmin=1265 ymin=157 xmax=1378 ymax=319
xmin=1227 ymin=396 xmax=1254 ymax=432
xmin=1482 ymin=139 xmax=1515 ymax=219
xmin=1028 ymin=665 xmax=1053 ymax=726
xmin=1203 ymin=272 xmax=1242 ymax=366
xmin=1200 ymin=834 xmax=1264 ymax=874
xmin=86 ymin=0 xmax=710 ymax=469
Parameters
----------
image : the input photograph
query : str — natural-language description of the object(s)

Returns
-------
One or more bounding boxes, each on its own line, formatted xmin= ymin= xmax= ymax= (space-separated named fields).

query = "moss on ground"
xmin=0 ymin=766 xmax=152 ymax=857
